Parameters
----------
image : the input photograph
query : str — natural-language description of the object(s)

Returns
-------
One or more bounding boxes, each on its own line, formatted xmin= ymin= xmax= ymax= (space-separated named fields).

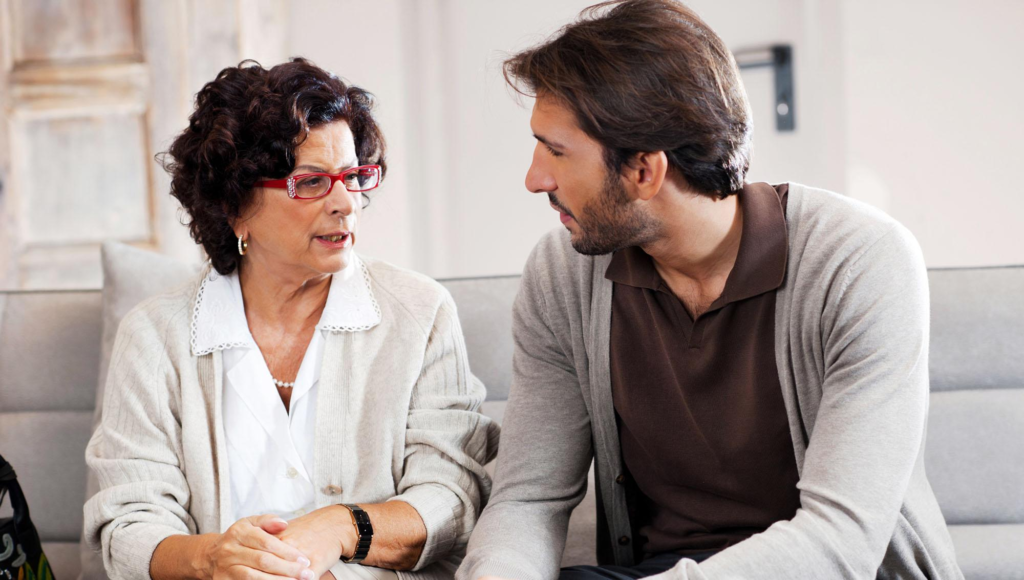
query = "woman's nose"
xmin=325 ymin=181 xmax=357 ymax=215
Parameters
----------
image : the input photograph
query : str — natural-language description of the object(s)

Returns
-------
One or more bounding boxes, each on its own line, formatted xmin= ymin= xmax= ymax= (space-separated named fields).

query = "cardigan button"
xmin=324 ymin=485 xmax=343 ymax=495
xmin=618 ymin=536 xmax=631 ymax=546
xmin=615 ymin=474 xmax=626 ymax=484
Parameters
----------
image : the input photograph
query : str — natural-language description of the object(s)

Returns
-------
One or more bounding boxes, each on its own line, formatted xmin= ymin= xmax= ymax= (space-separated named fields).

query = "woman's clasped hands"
xmin=203 ymin=509 xmax=354 ymax=580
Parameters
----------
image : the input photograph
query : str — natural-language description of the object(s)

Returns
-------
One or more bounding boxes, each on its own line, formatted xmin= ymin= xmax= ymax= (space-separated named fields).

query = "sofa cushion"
xmin=928 ymin=266 xmax=1024 ymax=392
xmin=42 ymin=542 xmax=84 ymax=580
xmin=947 ymin=524 xmax=1024 ymax=580
xmin=440 ymin=276 xmax=520 ymax=402
xmin=0 ymin=410 xmax=93 ymax=541
xmin=93 ymin=241 xmax=200 ymax=424
xmin=926 ymin=389 xmax=1024 ymax=525
xmin=0 ymin=292 xmax=101 ymax=412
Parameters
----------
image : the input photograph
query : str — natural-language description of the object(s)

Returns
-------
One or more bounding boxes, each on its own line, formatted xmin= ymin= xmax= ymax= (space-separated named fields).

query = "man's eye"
xmin=546 ymin=145 xmax=563 ymax=157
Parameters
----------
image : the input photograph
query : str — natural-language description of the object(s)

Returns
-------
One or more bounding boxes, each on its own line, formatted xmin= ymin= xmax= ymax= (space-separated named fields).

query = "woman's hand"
xmin=202 ymin=514 xmax=315 ymax=580
xmin=273 ymin=506 xmax=356 ymax=575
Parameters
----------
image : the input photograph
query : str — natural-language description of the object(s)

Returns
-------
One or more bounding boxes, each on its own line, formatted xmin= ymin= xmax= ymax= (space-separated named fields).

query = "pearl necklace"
xmin=272 ymin=377 xmax=295 ymax=389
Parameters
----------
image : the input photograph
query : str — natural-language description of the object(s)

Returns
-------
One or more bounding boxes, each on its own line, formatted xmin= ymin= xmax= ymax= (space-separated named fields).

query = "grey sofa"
xmin=0 ymin=265 xmax=1022 ymax=579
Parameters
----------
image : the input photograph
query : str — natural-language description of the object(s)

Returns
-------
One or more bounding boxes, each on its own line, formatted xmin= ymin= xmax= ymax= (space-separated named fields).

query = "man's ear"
xmin=622 ymin=151 xmax=668 ymax=202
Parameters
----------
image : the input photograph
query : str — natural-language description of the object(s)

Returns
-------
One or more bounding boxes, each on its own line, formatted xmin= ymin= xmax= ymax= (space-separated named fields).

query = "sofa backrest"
xmin=922 ymin=266 xmax=1024 ymax=525
xmin=0 ymin=265 xmax=1022 ymax=575
xmin=0 ymin=290 xmax=102 ymax=550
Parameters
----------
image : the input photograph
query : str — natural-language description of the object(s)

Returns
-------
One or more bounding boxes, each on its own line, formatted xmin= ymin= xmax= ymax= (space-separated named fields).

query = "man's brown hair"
xmin=504 ymin=0 xmax=751 ymax=197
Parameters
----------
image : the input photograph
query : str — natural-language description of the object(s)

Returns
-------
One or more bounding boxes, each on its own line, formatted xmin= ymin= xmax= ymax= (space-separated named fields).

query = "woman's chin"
xmin=312 ymin=247 xmax=354 ymax=274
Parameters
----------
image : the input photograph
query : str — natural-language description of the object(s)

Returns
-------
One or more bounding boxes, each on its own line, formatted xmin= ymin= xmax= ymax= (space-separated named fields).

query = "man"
xmin=457 ymin=1 xmax=963 ymax=579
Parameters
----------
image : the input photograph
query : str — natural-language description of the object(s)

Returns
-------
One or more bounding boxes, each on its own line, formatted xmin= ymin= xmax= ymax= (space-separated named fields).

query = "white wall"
xmin=842 ymin=0 xmax=1024 ymax=267
xmin=290 ymin=0 xmax=1023 ymax=278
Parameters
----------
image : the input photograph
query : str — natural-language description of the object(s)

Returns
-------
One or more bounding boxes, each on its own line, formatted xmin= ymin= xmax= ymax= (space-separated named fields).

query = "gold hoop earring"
xmin=238 ymin=235 xmax=248 ymax=256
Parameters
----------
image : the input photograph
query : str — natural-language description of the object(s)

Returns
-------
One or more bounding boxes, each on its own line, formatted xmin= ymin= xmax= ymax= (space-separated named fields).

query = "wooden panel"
xmin=0 ymin=2 xmax=14 ymax=286
xmin=187 ymin=0 xmax=239 ymax=97
xmin=0 ymin=0 xmax=290 ymax=289
xmin=10 ymin=0 xmax=138 ymax=64
xmin=16 ymin=112 xmax=151 ymax=245
xmin=137 ymin=0 xmax=199 ymax=263
xmin=10 ymin=61 xmax=148 ymax=117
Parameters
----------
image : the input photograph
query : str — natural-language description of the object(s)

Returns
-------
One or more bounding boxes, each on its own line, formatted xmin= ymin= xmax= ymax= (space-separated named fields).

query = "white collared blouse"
xmin=192 ymin=260 xmax=377 ymax=522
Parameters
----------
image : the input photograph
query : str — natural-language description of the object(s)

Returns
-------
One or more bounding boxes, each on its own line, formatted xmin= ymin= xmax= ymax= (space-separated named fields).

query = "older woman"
xmin=84 ymin=59 xmax=498 ymax=580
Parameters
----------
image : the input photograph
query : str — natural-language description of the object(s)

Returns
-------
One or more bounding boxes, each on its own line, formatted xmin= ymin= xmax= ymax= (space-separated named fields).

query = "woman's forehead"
xmin=295 ymin=120 xmax=357 ymax=167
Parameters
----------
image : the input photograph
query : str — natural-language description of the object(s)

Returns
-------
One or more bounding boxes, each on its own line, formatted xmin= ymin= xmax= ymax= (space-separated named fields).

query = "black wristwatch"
xmin=341 ymin=504 xmax=373 ymax=564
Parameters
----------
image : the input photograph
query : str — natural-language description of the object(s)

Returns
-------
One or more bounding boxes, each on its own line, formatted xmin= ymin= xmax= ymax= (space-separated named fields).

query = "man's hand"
xmin=262 ymin=506 xmax=356 ymax=576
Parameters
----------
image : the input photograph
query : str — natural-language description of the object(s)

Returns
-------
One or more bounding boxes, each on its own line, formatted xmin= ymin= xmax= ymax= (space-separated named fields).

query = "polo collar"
xmin=605 ymin=182 xmax=789 ymax=308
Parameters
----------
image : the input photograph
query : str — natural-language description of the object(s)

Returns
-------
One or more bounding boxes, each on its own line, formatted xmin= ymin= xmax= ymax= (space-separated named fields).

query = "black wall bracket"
xmin=735 ymin=45 xmax=795 ymax=132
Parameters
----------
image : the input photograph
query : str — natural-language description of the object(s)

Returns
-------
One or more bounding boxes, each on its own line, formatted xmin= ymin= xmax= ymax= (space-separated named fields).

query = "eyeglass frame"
xmin=255 ymin=164 xmax=382 ymax=200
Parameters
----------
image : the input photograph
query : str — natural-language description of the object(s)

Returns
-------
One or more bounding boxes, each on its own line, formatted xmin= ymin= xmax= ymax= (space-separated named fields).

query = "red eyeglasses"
xmin=256 ymin=165 xmax=382 ymax=200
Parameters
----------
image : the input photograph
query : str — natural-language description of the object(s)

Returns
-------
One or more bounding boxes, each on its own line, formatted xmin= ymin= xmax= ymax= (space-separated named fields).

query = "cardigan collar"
xmin=190 ymin=255 xmax=381 ymax=357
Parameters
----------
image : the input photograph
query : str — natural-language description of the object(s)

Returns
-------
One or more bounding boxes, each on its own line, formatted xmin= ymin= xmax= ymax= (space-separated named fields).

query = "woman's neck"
xmin=237 ymin=258 xmax=331 ymax=331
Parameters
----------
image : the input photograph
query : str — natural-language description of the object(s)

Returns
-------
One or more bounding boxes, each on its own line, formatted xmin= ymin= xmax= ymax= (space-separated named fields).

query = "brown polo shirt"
xmin=606 ymin=182 xmax=799 ymax=556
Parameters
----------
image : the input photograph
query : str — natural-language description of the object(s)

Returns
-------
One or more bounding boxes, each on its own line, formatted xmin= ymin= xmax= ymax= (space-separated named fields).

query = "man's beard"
xmin=558 ymin=171 xmax=659 ymax=256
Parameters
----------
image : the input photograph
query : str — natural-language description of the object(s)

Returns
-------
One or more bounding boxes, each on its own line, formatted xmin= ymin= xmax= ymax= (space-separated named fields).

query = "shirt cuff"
xmin=387 ymin=484 xmax=463 ymax=571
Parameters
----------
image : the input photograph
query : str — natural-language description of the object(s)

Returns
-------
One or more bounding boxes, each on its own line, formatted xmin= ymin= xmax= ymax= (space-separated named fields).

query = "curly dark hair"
xmin=504 ymin=0 xmax=751 ymax=198
xmin=161 ymin=58 xmax=387 ymax=275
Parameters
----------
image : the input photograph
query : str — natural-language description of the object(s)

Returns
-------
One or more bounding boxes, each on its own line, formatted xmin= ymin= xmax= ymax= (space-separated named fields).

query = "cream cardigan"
xmin=84 ymin=256 xmax=500 ymax=580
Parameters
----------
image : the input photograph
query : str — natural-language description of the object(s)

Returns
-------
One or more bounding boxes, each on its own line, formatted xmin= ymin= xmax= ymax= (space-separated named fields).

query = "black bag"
xmin=0 ymin=454 xmax=53 ymax=580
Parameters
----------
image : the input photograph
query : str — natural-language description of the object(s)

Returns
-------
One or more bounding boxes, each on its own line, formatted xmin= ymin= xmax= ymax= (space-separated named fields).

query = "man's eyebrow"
xmin=533 ymin=133 xmax=567 ymax=150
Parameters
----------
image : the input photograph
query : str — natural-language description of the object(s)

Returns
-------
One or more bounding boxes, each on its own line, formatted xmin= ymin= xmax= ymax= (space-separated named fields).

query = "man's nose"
xmin=525 ymin=148 xmax=556 ymax=194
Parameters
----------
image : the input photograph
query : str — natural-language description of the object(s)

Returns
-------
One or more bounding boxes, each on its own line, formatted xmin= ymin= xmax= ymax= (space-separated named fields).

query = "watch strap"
xmin=341 ymin=504 xmax=373 ymax=564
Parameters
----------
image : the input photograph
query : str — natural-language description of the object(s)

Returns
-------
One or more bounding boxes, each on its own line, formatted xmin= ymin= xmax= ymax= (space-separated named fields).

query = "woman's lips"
xmin=314 ymin=232 xmax=352 ymax=249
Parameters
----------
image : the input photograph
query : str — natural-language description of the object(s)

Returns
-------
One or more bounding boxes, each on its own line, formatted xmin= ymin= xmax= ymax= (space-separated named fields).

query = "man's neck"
xmin=640 ymin=191 xmax=743 ymax=314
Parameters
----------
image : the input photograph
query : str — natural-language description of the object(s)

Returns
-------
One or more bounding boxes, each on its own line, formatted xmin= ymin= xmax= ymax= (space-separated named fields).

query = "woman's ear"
xmin=224 ymin=203 xmax=241 ymax=237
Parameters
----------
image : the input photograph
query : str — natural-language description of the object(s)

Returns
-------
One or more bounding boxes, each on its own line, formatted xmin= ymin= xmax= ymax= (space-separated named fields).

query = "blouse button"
xmin=324 ymin=484 xmax=343 ymax=495
xmin=286 ymin=466 xmax=299 ymax=479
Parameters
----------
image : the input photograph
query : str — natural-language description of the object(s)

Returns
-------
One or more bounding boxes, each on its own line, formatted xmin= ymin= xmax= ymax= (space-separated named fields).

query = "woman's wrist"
xmin=192 ymin=533 xmax=218 ymax=580
xmin=333 ymin=505 xmax=358 ymax=561
xmin=150 ymin=533 xmax=218 ymax=580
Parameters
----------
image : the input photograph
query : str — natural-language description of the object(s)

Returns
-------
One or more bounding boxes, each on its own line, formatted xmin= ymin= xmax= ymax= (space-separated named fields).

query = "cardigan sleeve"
xmin=649 ymin=224 xmax=937 ymax=580
xmin=387 ymin=292 xmax=500 ymax=571
xmin=456 ymin=244 xmax=595 ymax=580
xmin=84 ymin=306 xmax=195 ymax=580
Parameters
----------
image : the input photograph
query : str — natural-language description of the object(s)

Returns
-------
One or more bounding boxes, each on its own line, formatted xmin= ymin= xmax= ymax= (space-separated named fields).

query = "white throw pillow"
xmin=80 ymin=241 xmax=200 ymax=580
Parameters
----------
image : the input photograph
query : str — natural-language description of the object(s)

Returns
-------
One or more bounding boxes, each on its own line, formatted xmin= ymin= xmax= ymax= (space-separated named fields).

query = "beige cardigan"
xmin=84 ymin=256 xmax=499 ymax=580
